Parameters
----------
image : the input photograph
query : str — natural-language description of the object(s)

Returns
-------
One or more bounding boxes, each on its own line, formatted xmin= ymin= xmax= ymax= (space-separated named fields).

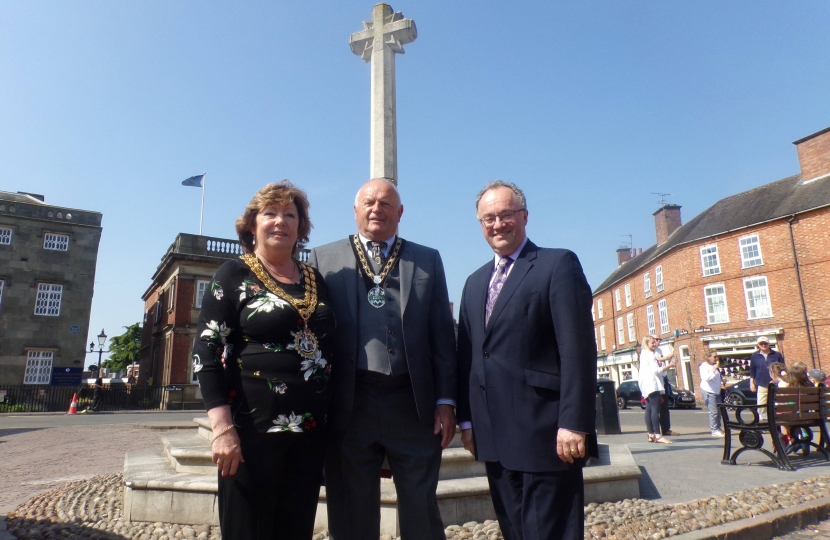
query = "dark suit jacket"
xmin=308 ymin=238 xmax=457 ymax=430
xmin=457 ymin=240 xmax=598 ymax=472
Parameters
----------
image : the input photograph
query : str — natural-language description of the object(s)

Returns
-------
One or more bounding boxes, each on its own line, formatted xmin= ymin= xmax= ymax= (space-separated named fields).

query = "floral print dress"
xmin=193 ymin=258 xmax=335 ymax=434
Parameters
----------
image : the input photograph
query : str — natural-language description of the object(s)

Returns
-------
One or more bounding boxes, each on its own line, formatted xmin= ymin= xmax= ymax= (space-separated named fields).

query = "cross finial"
xmin=350 ymin=4 xmax=417 ymax=63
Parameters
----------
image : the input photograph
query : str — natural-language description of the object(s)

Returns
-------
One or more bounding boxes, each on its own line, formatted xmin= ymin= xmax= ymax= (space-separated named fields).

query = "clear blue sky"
xmin=1 ymin=2 xmax=828 ymax=366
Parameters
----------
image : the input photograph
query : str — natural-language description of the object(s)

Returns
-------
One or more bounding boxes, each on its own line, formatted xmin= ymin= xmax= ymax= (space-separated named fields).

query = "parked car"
xmin=616 ymin=380 xmax=643 ymax=409
xmin=615 ymin=380 xmax=697 ymax=409
xmin=723 ymin=378 xmax=757 ymax=406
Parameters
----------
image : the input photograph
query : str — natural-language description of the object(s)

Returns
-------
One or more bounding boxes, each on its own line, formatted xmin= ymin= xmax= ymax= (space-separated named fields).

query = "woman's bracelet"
xmin=211 ymin=424 xmax=236 ymax=443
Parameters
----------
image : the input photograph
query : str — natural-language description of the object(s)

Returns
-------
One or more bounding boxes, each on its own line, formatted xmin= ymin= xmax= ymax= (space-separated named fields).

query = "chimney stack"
xmin=616 ymin=247 xmax=633 ymax=266
xmin=794 ymin=127 xmax=830 ymax=184
xmin=653 ymin=204 xmax=682 ymax=246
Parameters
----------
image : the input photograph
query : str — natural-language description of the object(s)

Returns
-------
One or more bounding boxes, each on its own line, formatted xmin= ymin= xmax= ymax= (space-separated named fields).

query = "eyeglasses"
xmin=478 ymin=209 xmax=525 ymax=227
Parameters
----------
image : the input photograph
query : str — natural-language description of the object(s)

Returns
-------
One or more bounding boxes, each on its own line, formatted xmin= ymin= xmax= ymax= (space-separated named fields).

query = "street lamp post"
xmin=86 ymin=329 xmax=107 ymax=412
xmin=88 ymin=329 xmax=108 ymax=372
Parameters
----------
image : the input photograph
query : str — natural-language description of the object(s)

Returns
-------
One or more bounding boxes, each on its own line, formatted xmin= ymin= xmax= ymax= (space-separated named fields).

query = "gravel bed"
xmin=7 ymin=473 xmax=830 ymax=540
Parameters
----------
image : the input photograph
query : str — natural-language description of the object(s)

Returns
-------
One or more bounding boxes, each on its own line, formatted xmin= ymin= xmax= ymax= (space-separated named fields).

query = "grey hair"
xmin=354 ymin=178 xmax=401 ymax=206
xmin=475 ymin=180 xmax=527 ymax=212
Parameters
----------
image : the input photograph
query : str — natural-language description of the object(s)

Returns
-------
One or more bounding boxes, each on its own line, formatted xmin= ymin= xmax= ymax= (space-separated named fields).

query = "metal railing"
xmin=0 ymin=384 xmax=165 ymax=413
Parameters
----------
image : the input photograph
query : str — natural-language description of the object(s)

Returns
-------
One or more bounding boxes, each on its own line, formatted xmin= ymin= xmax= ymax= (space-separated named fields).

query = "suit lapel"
xmin=341 ymin=238 xmax=359 ymax=322
xmin=484 ymin=242 xmax=537 ymax=337
xmin=399 ymin=241 xmax=413 ymax=316
xmin=469 ymin=263 xmax=492 ymax=335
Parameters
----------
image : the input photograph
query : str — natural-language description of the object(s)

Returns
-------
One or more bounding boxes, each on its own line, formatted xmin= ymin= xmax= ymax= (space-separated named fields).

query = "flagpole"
xmin=199 ymin=172 xmax=206 ymax=235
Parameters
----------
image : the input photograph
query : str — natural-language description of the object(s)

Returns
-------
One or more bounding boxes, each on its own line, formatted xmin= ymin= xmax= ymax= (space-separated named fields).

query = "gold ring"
xmin=570 ymin=449 xmax=578 ymax=454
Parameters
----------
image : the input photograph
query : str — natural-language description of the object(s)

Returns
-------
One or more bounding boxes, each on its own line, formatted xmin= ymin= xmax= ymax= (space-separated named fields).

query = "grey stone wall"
xmin=0 ymin=194 xmax=102 ymax=385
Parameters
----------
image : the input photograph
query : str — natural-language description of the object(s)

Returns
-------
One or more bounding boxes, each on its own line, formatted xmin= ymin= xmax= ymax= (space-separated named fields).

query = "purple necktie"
xmin=485 ymin=257 xmax=513 ymax=327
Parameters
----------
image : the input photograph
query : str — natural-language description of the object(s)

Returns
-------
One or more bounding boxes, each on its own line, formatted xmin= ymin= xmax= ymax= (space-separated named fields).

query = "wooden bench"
xmin=718 ymin=384 xmax=830 ymax=471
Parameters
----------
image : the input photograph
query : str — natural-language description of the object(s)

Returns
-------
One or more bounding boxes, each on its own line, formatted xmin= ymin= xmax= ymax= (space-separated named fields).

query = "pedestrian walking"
xmin=654 ymin=337 xmax=679 ymax=436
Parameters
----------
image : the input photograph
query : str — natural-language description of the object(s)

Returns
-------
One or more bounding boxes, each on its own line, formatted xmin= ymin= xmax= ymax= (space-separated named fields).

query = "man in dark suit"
xmin=308 ymin=178 xmax=457 ymax=540
xmin=457 ymin=181 xmax=597 ymax=540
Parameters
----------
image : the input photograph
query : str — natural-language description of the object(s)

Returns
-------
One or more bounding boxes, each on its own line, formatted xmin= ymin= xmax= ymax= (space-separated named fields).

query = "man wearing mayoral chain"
xmin=457 ymin=181 xmax=598 ymax=540
xmin=308 ymin=178 xmax=458 ymax=540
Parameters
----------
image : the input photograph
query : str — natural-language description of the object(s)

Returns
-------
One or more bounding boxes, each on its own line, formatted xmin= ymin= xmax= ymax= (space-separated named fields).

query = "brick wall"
xmin=795 ymin=128 xmax=830 ymax=183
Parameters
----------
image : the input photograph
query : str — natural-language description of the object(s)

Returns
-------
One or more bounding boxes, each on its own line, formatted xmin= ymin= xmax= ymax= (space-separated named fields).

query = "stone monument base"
xmin=123 ymin=418 xmax=641 ymax=535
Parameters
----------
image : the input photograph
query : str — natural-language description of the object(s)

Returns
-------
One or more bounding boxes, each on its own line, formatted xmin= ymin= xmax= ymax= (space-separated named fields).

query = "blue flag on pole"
xmin=182 ymin=174 xmax=204 ymax=187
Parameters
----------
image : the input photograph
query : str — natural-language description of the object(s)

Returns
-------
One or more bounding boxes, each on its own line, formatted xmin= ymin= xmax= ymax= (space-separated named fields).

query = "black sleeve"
xmin=194 ymin=260 xmax=243 ymax=411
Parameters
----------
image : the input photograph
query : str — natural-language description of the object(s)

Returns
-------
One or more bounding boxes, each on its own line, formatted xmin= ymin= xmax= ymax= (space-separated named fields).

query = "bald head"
xmin=354 ymin=179 xmax=404 ymax=241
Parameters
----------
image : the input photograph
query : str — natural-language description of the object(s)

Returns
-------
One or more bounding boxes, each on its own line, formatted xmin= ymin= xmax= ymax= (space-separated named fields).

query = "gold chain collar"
xmin=240 ymin=253 xmax=318 ymax=321
xmin=352 ymin=235 xmax=403 ymax=284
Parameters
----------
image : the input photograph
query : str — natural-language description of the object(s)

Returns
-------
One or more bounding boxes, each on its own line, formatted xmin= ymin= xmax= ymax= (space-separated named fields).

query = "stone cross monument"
xmin=350 ymin=3 xmax=417 ymax=186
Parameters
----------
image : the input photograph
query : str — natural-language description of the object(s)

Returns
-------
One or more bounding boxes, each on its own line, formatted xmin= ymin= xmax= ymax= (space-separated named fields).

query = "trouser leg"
xmin=327 ymin=383 xmax=386 ymax=540
xmin=645 ymin=392 xmax=661 ymax=435
xmin=659 ymin=395 xmax=671 ymax=434
xmin=757 ymin=386 xmax=769 ymax=420
xmin=382 ymin=385 xmax=444 ymax=540
xmin=486 ymin=461 xmax=584 ymax=540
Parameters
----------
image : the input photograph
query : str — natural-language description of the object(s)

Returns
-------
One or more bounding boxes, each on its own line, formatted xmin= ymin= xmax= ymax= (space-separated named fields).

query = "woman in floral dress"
xmin=193 ymin=181 xmax=335 ymax=539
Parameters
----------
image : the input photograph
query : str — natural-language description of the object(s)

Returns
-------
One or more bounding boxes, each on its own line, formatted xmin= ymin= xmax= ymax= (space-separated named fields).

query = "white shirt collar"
xmin=358 ymin=233 xmax=397 ymax=257
xmin=493 ymin=236 xmax=528 ymax=268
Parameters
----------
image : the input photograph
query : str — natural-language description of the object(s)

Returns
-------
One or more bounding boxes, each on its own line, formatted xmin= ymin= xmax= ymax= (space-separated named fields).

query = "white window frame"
xmin=626 ymin=313 xmax=636 ymax=343
xmin=0 ymin=226 xmax=11 ymax=245
xmin=24 ymin=350 xmax=54 ymax=384
xmin=643 ymin=272 xmax=652 ymax=298
xmin=591 ymin=305 xmax=595 ymax=321
xmin=744 ymin=276 xmax=773 ymax=319
xmin=195 ymin=279 xmax=210 ymax=309
xmin=646 ymin=305 xmax=656 ymax=336
xmin=704 ymin=284 xmax=729 ymax=324
xmin=599 ymin=325 xmax=606 ymax=350
xmin=739 ymin=234 xmax=763 ymax=268
xmin=658 ymin=299 xmax=669 ymax=334
xmin=167 ymin=281 xmax=175 ymax=312
xmin=43 ymin=232 xmax=69 ymax=251
xmin=34 ymin=283 xmax=63 ymax=316
xmin=616 ymin=317 xmax=625 ymax=345
xmin=597 ymin=299 xmax=604 ymax=319
xmin=0 ymin=279 xmax=4 ymax=308
xmin=614 ymin=289 xmax=621 ymax=311
xmin=624 ymin=283 xmax=632 ymax=307
xmin=700 ymin=244 xmax=721 ymax=276
xmin=594 ymin=328 xmax=598 ymax=348
xmin=154 ymin=299 xmax=163 ymax=323
xmin=655 ymin=266 xmax=664 ymax=292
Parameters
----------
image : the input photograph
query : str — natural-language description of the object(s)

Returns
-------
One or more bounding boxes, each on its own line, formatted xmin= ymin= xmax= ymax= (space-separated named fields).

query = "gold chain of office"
xmin=240 ymin=253 xmax=318 ymax=320
xmin=352 ymin=235 xmax=403 ymax=285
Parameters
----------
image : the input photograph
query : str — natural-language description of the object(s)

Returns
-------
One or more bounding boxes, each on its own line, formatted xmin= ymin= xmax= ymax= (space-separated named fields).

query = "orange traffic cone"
xmin=67 ymin=393 xmax=78 ymax=415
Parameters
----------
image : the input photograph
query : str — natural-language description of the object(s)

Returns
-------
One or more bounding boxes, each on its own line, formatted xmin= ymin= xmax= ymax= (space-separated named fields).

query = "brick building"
xmin=0 ymin=191 xmax=102 ymax=385
xmin=139 ymin=233 xmax=309 ymax=409
xmin=138 ymin=234 xmax=244 ymax=408
xmin=592 ymin=127 xmax=830 ymax=393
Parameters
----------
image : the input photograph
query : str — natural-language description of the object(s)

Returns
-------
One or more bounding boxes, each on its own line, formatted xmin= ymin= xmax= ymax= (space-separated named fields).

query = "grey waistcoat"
xmin=356 ymin=257 xmax=408 ymax=376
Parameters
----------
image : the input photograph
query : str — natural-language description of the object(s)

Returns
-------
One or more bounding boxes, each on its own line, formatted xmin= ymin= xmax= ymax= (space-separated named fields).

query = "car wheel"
xmin=617 ymin=397 xmax=626 ymax=409
xmin=725 ymin=393 xmax=744 ymax=406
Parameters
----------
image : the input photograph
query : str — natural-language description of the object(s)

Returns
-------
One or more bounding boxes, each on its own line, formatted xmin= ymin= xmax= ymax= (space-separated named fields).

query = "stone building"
xmin=0 ymin=191 xmax=103 ymax=385
xmin=138 ymin=232 xmax=308 ymax=409
xmin=592 ymin=127 xmax=830 ymax=392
